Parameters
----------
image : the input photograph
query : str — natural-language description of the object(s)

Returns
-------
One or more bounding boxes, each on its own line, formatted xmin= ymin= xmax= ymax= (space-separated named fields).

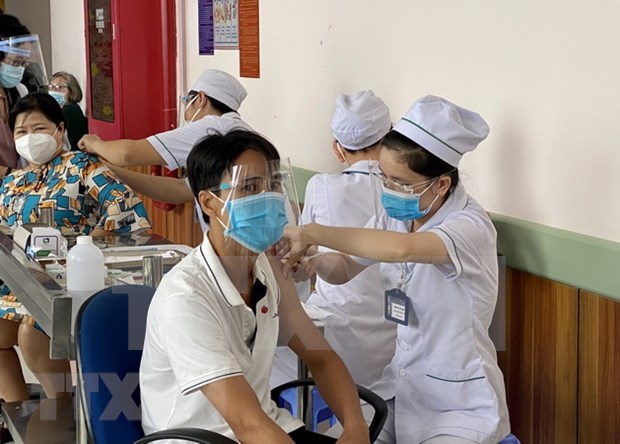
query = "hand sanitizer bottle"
xmin=66 ymin=236 xmax=105 ymax=327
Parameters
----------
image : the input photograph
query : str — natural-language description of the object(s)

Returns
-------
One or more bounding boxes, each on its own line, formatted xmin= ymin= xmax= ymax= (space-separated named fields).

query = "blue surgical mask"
xmin=222 ymin=192 xmax=289 ymax=253
xmin=381 ymin=183 xmax=439 ymax=221
xmin=0 ymin=62 xmax=25 ymax=88
xmin=49 ymin=91 xmax=66 ymax=106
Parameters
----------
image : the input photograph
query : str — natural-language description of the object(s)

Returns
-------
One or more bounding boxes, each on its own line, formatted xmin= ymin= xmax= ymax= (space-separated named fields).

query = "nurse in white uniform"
xmin=284 ymin=95 xmax=511 ymax=443
xmin=78 ymin=69 xmax=251 ymax=230
xmin=301 ymin=90 xmax=396 ymax=397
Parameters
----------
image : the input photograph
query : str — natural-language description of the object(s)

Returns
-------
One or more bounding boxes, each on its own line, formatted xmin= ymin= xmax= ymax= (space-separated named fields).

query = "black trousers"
xmin=289 ymin=427 xmax=338 ymax=443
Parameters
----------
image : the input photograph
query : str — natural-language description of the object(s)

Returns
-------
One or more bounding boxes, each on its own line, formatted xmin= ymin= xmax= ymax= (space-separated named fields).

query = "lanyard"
xmin=396 ymin=262 xmax=414 ymax=290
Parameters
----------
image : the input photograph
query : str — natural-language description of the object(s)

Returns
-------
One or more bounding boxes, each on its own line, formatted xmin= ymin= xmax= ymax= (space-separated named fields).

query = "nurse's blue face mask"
xmin=381 ymin=183 xmax=439 ymax=221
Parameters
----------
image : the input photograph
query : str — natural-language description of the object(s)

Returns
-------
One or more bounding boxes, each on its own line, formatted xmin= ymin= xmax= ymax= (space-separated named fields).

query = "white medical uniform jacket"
xmin=146 ymin=112 xmax=252 ymax=170
xmin=147 ymin=112 xmax=251 ymax=232
xmin=140 ymin=234 xmax=303 ymax=442
xmin=302 ymin=160 xmax=396 ymax=397
xmin=359 ymin=182 xmax=510 ymax=443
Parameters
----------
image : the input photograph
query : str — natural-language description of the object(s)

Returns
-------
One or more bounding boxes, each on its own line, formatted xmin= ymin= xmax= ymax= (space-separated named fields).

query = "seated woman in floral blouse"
xmin=0 ymin=92 xmax=151 ymax=405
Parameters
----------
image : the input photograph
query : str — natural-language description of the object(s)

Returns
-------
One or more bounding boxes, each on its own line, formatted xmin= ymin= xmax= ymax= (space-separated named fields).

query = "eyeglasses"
xmin=369 ymin=161 xmax=436 ymax=195
xmin=211 ymin=171 xmax=290 ymax=197
xmin=181 ymin=93 xmax=198 ymax=106
xmin=48 ymin=83 xmax=69 ymax=91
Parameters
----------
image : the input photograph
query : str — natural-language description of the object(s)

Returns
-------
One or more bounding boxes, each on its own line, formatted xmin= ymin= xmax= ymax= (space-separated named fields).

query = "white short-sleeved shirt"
xmin=140 ymin=234 xmax=303 ymax=442
xmin=357 ymin=183 xmax=510 ymax=443
xmin=299 ymin=160 xmax=396 ymax=397
xmin=146 ymin=112 xmax=252 ymax=170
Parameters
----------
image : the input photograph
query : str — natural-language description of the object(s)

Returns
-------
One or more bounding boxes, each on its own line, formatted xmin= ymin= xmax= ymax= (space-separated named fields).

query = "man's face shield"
xmin=0 ymin=34 xmax=48 ymax=91
xmin=209 ymin=157 xmax=301 ymax=256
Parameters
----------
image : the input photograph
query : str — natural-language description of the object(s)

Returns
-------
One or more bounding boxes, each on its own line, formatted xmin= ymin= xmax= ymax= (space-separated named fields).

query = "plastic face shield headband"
xmin=0 ymin=35 xmax=48 ymax=91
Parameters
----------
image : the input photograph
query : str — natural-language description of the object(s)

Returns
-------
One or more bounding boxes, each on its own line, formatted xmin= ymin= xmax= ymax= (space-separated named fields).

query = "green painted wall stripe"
xmin=292 ymin=166 xmax=620 ymax=302
xmin=491 ymin=213 xmax=620 ymax=302
xmin=292 ymin=166 xmax=319 ymax=203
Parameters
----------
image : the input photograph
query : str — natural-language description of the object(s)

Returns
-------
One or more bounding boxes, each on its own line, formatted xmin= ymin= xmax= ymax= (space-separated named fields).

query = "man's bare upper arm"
xmin=269 ymin=257 xmax=331 ymax=356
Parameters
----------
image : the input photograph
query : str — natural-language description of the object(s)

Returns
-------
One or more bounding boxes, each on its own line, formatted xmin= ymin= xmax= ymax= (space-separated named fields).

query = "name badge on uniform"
xmin=384 ymin=288 xmax=409 ymax=325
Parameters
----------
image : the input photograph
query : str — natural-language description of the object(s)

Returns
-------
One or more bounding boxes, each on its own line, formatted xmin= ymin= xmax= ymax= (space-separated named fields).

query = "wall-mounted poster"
xmin=239 ymin=0 xmax=259 ymax=78
xmin=198 ymin=0 xmax=214 ymax=55
xmin=214 ymin=0 xmax=239 ymax=49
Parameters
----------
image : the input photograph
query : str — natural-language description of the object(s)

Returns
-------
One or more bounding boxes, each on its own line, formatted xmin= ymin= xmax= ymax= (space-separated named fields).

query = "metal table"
xmin=0 ymin=231 xmax=177 ymax=359
xmin=0 ymin=231 xmax=187 ymax=443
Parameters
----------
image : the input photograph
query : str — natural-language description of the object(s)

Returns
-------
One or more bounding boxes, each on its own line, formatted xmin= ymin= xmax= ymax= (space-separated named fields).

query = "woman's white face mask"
xmin=15 ymin=128 xmax=61 ymax=165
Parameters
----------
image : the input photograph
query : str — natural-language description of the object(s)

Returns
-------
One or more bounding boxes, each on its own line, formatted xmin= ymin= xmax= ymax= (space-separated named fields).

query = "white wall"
xmin=51 ymin=0 xmax=620 ymax=243
xmin=49 ymin=0 xmax=87 ymax=108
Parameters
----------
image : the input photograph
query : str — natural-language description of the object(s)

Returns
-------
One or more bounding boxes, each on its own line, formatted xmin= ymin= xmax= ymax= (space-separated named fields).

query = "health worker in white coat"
xmin=301 ymin=90 xmax=396 ymax=398
xmin=284 ymin=95 xmax=511 ymax=443
xmin=78 ymin=69 xmax=252 ymax=231
xmin=78 ymin=70 xmax=251 ymax=197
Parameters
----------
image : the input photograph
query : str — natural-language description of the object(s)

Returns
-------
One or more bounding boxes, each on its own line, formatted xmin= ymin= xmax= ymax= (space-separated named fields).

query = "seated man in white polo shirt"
xmin=139 ymin=129 xmax=370 ymax=444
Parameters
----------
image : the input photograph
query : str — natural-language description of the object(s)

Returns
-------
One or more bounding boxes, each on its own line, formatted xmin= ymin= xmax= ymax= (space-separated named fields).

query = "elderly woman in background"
xmin=48 ymin=71 xmax=88 ymax=150
xmin=0 ymin=92 xmax=151 ymax=406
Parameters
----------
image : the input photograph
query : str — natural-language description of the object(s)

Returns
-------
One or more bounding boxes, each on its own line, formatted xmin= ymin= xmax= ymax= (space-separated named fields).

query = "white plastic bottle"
xmin=66 ymin=236 xmax=105 ymax=327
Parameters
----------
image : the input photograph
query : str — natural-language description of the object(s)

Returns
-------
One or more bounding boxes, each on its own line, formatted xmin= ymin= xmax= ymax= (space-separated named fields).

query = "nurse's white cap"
xmin=190 ymin=69 xmax=248 ymax=111
xmin=393 ymin=95 xmax=489 ymax=167
xmin=331 ymin=90 xmax=391 ymax=150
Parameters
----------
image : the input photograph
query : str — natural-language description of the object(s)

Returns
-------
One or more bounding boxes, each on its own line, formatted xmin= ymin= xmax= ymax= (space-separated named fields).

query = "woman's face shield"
xmin=209 ymin=157 xmax=301 ymax=256
xmin=0 ymin=34 xmax=48 ymax=91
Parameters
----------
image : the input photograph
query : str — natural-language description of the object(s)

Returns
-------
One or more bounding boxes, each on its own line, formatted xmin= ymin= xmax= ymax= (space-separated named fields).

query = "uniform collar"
xmin=343 ymin=159 xmax=371 ymax=175
xmin=198 ymin=232 xmax=270 ymax=307
xmin=220 ymin=111 xmax=242 ymax=120
xmin=416 ymin=182 xmax=468 ymax=232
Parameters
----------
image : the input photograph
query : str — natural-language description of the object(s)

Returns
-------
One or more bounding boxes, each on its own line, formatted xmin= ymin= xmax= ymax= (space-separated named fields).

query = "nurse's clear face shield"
xmin=208 ymin=157 xmax=301 ymax=258
xmin=0 ymin=34 xmax=48 ymax=92
xmin=177 ymin=92 xmax=201 ymax=127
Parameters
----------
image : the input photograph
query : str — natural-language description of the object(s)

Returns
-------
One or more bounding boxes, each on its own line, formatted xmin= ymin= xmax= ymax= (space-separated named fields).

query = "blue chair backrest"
xmin=75 ymin=284 xmax=155 ymax=444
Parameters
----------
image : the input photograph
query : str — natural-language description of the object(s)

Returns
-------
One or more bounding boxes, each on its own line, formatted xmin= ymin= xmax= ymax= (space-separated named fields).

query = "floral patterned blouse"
xmin=0 ymin=150 xmax=151 ymax=234
xmin=0 ymin=150 xmax=151 ymax=327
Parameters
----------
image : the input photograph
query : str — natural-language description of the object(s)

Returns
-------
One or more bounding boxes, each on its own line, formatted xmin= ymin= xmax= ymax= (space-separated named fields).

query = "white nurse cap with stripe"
xmin=393 ymin=95 xmax=489 ymax=167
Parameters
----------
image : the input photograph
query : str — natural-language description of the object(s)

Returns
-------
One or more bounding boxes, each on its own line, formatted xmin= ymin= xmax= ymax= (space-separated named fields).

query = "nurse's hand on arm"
xmin=284 ymin=222 xmax=451 ymax=266
xmin=106 ymin=164 xmax=194 ymax=204
xmin=270 ymin=257 xmax=370 ymax=444
xmin=200 ymin=377 xmax=294 ymax=444
xmin=78 ymin=134 xmax=167 ymax=167
xmin=307 ymin=251 xmax=367 ymax=285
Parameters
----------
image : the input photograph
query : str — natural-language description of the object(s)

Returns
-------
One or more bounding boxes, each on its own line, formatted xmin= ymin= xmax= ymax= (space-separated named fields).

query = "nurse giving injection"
xmin=283 ymin=96 xmax=512 ymax=444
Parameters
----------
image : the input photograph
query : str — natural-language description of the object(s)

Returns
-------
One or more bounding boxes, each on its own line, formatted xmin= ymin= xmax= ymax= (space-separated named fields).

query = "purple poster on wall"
xmin=198 ymin=0 xmax=214 ymax=55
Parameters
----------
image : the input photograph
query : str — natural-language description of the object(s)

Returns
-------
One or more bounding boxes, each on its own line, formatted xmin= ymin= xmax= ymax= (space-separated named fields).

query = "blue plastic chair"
xmin=272 ymin=379 xmax=387 ymax=443
xmin=75 ymin=285 xmax=235 ymax=444
xmin=499 ymin=433 xmax=521 ymax=444
xmin=76 ymin=284 xmax=388 ymax=443
xmin=278 ymin=387 xmax=337 ymax=431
